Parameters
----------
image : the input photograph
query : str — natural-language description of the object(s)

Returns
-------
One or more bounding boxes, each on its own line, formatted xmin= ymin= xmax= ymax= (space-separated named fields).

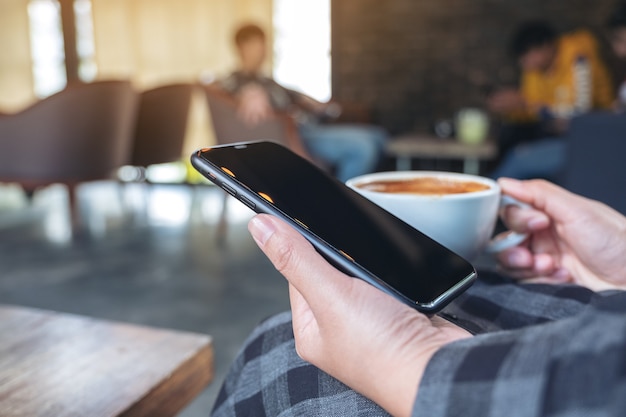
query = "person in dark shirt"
xmin=212 ymin=178 xmax=626 ymax=417
xmin=215 ymin=24 xmax=388 ymax=183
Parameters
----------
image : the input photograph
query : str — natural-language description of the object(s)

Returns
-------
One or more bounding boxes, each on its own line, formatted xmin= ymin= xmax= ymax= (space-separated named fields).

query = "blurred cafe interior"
xmin=1 ymin=0 xmax=626 ymax=416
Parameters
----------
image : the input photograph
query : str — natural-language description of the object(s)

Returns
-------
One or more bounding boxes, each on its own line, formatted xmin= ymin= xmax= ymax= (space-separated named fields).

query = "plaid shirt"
xmin=212 ymin=271 xmax=626 ymax=416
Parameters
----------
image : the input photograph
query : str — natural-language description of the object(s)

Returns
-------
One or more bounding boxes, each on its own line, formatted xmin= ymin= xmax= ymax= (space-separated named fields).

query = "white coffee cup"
xmin=346 ymin=171 xmax=526 ymax=260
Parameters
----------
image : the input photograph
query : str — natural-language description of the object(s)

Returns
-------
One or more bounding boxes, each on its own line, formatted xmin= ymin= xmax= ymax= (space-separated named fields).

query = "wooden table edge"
xmin=120 ymin=338 xmax=214 ymax=417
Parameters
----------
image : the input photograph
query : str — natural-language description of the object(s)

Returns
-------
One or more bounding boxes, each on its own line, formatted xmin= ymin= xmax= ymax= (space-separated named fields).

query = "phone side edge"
xmin=416 ymin=271 xmax=477 ymax=314
xmin=190 ymin=150 xmax=425 ymax=311
xmin=191 ymin=149 xmax=471 ymax=314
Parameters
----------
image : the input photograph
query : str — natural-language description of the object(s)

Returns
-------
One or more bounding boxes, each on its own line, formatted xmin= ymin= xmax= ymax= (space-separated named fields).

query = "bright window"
xmin=28 ymin=0 xmax=96 ymax=98
xmin=273 ymin=0 xmax=331 ymax=102
xmin=74 ymin=0 xmax=97 ymax=82
xmin=28 ymin=0 xmax=66 ymax=98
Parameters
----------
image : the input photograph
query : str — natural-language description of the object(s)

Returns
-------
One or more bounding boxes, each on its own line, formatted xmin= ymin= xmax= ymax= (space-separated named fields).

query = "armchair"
xmin=0 ymin=80 xmax=137 ymax=224
xmin=131 ymin=83 xmax=195 ymax=169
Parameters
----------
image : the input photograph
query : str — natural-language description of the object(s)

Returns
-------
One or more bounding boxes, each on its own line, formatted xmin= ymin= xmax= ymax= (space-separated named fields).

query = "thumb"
xmin=248 ymin=214 xmax=351 ymax=309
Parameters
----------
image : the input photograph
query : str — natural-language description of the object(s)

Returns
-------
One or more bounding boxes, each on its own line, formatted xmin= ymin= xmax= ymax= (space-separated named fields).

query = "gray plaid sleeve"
xmin=211 ymin=271 xmax=626 ymax=417
xmin=211 ymin=311 xmax=391 ymax=417
xmin=413 ymin=290 xmax=626 ymax=417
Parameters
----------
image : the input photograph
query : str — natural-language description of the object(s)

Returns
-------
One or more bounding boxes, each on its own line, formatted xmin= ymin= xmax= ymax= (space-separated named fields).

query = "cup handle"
xmin=485 ymin=195 xmax=530 ymax=254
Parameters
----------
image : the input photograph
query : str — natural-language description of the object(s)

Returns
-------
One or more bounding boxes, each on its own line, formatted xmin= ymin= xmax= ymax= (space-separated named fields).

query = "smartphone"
xmin=191 ymin=141 xmax=476 ymax=313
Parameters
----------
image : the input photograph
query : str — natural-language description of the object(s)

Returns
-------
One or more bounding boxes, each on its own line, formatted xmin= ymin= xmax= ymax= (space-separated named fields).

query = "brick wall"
xmin=331 ymin=0 xmax=618 ymax=134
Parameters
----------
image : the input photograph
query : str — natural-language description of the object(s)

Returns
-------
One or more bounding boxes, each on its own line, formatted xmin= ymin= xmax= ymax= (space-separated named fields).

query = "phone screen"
xmin=194 ymin=142 xmax=475 ymax=310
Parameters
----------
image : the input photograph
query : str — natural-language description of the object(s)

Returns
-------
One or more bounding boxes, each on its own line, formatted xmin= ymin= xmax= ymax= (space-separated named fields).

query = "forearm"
xmin=503 ymin=103 xmax=538 ymax=124
xmin=489 ymin=89 xmax=536 ymax=122
xmin=357 ymin=321 xmax=465 ymax=417
xmin=412 ymin=291 xmax=626 ymax=417
xmin=288 ymin=89 xmax=328 ymax=114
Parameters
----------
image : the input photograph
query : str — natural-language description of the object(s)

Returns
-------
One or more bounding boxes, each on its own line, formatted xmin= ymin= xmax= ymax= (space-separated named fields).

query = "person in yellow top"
xmin=488 ymin=20 xmax=615 ymax=180
xmin=490 ymin=21 xmax=614 ymax=125
xmin=518 ymin=30 xmax=613 ymax=118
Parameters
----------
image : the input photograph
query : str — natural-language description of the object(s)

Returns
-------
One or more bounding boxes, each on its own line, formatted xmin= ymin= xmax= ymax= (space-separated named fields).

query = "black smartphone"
xmin=191 ymin=141 xmax=476 ymax=313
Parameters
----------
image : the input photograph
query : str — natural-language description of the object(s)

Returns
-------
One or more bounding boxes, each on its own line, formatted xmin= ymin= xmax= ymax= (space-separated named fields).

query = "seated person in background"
xmin=608 ymin=2 xmax=626 ymax=108
xmin=215 ymin=23 xmax=388 ymax=183
xmin=212 ymin=178 xmax=626 ymax=416
xmin=488 ymin=21 xmax=614 ymax=180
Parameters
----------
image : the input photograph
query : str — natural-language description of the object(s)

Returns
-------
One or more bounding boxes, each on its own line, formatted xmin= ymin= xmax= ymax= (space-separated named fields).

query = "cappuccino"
xmin=356 ymin=177 xmax=490 ymax=196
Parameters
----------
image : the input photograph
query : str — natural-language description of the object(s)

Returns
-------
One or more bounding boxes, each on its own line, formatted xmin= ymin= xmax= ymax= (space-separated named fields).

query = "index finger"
xmin=501 ymin=204 xmax=550 ymax=233
xmin=498 ymin=178 xmax=586 ymax=226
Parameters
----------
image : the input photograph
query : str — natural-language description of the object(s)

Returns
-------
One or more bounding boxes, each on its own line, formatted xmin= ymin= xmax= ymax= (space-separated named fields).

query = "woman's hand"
xmin=249 ymin=214 xmax=470 ymax=417
xmin=496 ymin=178 xmax=626 ymax=291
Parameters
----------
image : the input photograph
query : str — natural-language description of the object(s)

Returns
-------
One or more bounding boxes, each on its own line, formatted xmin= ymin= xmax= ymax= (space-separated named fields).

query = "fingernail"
xmin=553 ymin=268 xmax=570 ymax=281
xmin=528 ymin=216 xmax=549 ymax=230
xmin=249 ymin=216 xmax=276 ymax=246
xmin=506 ymin=250 xmax=525 ymax=266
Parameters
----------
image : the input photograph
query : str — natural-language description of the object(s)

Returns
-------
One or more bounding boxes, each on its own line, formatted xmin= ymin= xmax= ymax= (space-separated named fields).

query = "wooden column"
xmin=59 ymin=0 xmax=80 ymax=82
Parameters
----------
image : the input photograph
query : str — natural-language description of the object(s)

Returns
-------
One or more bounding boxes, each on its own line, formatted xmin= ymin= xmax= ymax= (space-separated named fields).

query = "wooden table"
xmin=387 ymin=134 xmax=498 ymax=174
xmin=0 ymin=305 xmax=213 ymax=417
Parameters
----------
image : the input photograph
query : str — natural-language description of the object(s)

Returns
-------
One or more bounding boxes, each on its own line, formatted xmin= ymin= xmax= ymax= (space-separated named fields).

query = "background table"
xmin=0 ymin=304 xmax=213 ymax=417
xmin=387 ymin=134 xmax=498 ymax=174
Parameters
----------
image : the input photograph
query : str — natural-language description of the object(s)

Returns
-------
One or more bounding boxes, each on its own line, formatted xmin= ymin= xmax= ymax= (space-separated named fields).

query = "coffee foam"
xmin=356 ymin=177 xmax=490 ymax=196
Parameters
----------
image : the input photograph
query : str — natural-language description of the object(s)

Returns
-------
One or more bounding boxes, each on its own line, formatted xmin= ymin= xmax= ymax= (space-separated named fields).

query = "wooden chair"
xmin=0 ymin=80 xmax=137 ymax=226
xmin=130 ymin=83 xmax=195 ymax=170
xmin=203 ymin=85 xmax=296 ymax=242
xmin=121 ymin=83 xmax=195 ymax=224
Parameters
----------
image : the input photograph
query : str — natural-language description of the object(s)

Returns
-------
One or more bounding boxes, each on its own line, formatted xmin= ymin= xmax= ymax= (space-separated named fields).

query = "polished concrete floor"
xmin=0 ymin=182 xmax=291 ymax=416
